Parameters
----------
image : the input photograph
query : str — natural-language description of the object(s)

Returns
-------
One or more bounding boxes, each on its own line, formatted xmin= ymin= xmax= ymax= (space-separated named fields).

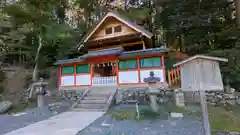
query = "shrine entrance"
xmin=92 ymin=61 xmax=117 ymax=86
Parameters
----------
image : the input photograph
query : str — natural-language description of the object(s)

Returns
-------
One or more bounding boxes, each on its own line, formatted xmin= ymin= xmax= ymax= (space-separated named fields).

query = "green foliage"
xmin=159 ymin=0 xmax=240 ymax=90
xmin=138 ymin=107 xmax=163 ymax=120
xmin=107 ymin=106 xmax=166 ymax=121
xmin=208 ymin=105 xmax=240 ymax=132
xmin=107 ymin=109 xmax=136 ymax=120
xmin=0 ymin=0 xmax=81 ymax=69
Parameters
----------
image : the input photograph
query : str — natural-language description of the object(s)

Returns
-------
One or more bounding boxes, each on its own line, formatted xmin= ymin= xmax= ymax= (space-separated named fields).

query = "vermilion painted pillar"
xmin=137 ymin=57 xmax=141 ymax=83
xmin=58 ymin=65 xmax=62 ymax=89
xmin=116 ymin=61 xmax=119 ymax=86
xmin=90 ymin=64 xmax=94 ymax=86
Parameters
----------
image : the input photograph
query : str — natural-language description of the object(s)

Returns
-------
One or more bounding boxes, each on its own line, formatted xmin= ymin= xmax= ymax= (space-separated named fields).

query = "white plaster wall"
xmin=119 ymin=71 xmax=138 ymax=83
xmin=76 ymin=74 xmax=91 ymax=85
xmin=61 ymin=76 xmax=74 ymax=86
xmin=140 ymin=69 xmax=164 ymax=83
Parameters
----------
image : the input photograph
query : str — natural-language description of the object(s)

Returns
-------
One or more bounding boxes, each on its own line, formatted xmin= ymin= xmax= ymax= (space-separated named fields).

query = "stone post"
xmin=144 ymin=71 xmax=161 ymax=112
xmin=174 ymin=89 xmax=185 ymax=107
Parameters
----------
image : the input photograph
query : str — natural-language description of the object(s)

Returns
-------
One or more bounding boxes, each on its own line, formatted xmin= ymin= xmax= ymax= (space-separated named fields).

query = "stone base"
xmin=58 ymin=90 xmax=84 ymax=101
xmin=206 ymin=91 xmax=238 ymax=106
xmin=116 ymin=87 xmax=173 ymax=105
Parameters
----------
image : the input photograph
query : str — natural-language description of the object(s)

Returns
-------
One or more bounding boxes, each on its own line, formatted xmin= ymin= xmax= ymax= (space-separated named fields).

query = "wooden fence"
xmin=167 ymin=67 xmax=181 ymax=87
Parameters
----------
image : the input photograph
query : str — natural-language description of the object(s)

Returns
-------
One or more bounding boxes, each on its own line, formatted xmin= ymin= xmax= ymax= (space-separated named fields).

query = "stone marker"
xmin=174 ymin=88 xmax=185 ymax=107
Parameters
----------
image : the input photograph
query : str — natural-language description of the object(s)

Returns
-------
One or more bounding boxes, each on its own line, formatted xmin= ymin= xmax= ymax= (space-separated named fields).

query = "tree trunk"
xmin=150 ymin=0 xmax=156 ymax=47
xmin=32 ymin=35 xmax=43 ymax=82
xmin=236 ymin=0 xmax=240 ymax=27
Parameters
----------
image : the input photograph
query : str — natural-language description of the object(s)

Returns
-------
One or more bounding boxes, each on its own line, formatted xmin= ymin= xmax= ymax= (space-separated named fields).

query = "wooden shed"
xmin=174 ymin=55 xmax=228 ymax=91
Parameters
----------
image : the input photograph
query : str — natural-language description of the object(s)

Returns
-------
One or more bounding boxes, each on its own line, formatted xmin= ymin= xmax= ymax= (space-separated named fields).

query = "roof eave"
xmin=174 ymin=55 xmax=228 ymax=67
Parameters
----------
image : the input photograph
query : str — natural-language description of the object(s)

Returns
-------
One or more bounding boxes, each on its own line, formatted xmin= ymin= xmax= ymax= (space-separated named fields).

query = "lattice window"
xmin=119 ymin=59 xmax=137 ymax=70
xmin=140 ymin=57 xmax=162 ymax=68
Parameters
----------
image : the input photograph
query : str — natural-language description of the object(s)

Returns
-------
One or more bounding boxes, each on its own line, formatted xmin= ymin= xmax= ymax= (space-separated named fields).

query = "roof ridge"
xmin=88 ymin=47 xmax=123 ymax=53
xmin=123 ymin=47 xmax=169 ymax=54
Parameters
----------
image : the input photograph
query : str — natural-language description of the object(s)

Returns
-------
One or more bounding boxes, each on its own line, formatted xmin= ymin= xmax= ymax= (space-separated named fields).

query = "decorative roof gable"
xmin=80 ymin=11 xmax=153 ymax=49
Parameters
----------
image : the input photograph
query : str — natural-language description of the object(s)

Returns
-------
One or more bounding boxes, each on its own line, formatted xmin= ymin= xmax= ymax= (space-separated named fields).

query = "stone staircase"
xmin=72 ymin=86 xmax=117 ymax=112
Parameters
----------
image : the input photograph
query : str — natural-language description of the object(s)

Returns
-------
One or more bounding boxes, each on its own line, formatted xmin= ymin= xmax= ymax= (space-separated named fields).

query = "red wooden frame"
xmin=58 ymin=54 xmax=166 ymax=88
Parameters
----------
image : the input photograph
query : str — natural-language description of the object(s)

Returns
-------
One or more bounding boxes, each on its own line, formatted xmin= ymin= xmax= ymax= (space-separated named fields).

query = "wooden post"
xmin=58 ymin=65 xmax=62 ymax=88
xmin=90 ymin=64 xmax=94 ymax=86
xmin=137 ymin=57 xmax=141 ymax=83
xmin=200 ymin=91 xmax=211 ymax=135
xmin=116 ymin=61 xmax=119 ymax=85
xmin=142 ymin=40 xmax=146 ymax=50
xmin=168 ymin=69 xmax=171 ymax=87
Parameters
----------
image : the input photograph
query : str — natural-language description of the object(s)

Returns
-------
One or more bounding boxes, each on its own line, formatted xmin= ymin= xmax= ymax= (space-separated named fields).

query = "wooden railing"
xmin=167 ymin=67 xmax=181 ymax=87
xmin=92 ymin=76 xmax=117 ymax=86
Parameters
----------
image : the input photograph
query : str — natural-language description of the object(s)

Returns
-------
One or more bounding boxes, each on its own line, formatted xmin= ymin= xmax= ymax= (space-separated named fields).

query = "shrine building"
xmin=54 ymin=11 xmax=185 ymax=89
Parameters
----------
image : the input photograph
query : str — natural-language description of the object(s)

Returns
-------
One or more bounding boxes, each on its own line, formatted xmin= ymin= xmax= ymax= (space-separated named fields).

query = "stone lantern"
xmin=144 ymin=71 xmax=161 ymax=112
xmin=33 ymin=78 xmax=48 ymax=107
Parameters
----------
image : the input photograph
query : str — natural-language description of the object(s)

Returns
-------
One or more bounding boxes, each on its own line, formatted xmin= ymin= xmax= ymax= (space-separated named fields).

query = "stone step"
xmin=83 ymin=96 xmax=108 ymax=100
xmin=87 ymin=93 xmax=111 ymax=97
xmin=80 ymin=99 xmax=108 ymax=104
xmin=91 ymin=86 xmax=117 ymax=90
xmin=72 ymin=108 xmax=105 ymax=112
xmin=75 ymin=103 xmax=106 ymax=110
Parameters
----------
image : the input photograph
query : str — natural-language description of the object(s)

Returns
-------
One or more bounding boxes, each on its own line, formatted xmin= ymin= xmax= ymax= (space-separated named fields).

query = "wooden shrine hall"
xmin=54 ymin=11 xmax=186 ymax=89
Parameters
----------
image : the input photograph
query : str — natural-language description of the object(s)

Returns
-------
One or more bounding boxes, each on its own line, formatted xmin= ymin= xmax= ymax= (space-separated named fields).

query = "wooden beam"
xmin=86 ymin=33 xmax=143 ymax=49
xmin=142 ymin=40 xmax=146 ymax=50
xmin=88 ymin=41 xmax=143 ymax=51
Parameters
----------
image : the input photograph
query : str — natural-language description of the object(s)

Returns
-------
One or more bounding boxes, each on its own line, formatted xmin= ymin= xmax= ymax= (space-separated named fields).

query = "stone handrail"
xmin=103 ymin=88 xmax=118 ymax=111
xmin=70 ymin=87 xmax=91 ymax=109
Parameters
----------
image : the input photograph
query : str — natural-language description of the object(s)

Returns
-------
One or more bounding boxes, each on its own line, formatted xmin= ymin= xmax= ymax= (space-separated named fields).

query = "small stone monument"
xmin=174 ymin=88 xmax=185 ymax=107
xmin=144 ymin=71 xmax=161 ymax=112
xmin=33 ymin=78 xmax=48 ymax=107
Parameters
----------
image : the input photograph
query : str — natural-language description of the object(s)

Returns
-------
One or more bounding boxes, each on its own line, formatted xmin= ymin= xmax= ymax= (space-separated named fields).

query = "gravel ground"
xmin=0 ymin=101 xmax=72 ymax=135
xmin=78 ymin=115 xmax=204 ymax=135
xmin=78 ymin=104 xmax=204 ymax=135
xmin=0 ymin=103 xmax=205 ymax=135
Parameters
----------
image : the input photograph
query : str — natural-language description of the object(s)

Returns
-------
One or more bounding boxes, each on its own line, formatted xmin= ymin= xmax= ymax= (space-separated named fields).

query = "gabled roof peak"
xmin=79 ymin=11 xmax=153 ymax=50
